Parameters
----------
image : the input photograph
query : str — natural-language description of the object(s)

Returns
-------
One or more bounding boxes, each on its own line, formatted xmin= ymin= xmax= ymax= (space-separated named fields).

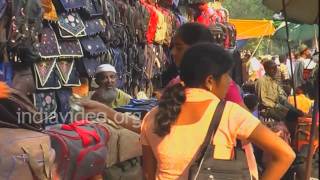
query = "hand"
xmin=80 ymin=99 xmax=109 ymax=114
xmin=0 ymin=82 xmax=10 ymax=99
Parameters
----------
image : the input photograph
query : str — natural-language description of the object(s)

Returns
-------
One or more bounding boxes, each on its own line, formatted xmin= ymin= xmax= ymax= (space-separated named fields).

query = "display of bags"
xmin=46 ymin=120 xmax=109 ymax=180
xmin=0 ymin=128 xmax=56 ymax=180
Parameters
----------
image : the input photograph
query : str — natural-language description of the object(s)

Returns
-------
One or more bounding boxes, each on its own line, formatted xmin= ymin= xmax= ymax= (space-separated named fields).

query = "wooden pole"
xmin=282 ymin=0 xmax=297 ymax=108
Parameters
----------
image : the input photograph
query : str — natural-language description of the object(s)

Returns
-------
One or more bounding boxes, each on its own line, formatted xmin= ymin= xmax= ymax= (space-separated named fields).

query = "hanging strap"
xmin=196 ymin=100 xmax=226 ymax=162
xmin=61 ymin=120 xmax=101 ymax=147
xmin=22 ymin=144 xmax=52 ymax=180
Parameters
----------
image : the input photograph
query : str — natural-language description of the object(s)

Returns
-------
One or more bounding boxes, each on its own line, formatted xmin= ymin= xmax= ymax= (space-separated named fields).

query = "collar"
xmin=185 ymin=88 xmax=220 ymax=102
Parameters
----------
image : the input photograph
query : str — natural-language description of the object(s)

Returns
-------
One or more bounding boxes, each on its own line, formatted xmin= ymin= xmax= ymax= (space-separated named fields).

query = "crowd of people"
xmin=1 ymin=22 xmax=318 ymax=180
xmin=78 ymin=23 xmax=318 ymax=179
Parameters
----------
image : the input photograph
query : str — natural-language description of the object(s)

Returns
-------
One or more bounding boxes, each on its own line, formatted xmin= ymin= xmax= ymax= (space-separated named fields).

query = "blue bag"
xmin=114 ymin=99 xmax=158 ymax=119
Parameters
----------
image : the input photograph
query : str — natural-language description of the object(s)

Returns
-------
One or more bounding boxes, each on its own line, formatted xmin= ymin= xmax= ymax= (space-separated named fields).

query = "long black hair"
xmin=154 ymin=43 xmax=234 ymax=137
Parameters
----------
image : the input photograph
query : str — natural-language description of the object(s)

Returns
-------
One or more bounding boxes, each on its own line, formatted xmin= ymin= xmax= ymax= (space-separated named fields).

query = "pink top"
xmin=225 ymin=80 xmax=243 ymax=104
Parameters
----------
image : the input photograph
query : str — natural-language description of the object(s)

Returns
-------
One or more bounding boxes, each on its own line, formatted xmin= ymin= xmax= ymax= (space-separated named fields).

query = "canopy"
xmin=263 ymin=0 xmax=318 ymax=24
xmin=274 ymin=22 xmax=319 ymax=42
xmin=229 ymin=19 xmax=276 ymax=40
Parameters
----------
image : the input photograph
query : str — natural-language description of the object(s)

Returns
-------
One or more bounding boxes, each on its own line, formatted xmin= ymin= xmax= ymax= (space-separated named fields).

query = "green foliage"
xmin=223 ymin=0 xmax=274 ymax=19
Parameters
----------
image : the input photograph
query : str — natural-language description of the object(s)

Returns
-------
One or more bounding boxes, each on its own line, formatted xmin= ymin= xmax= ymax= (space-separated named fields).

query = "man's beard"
xmin=100 ymin=88 xmax=117 ymax=106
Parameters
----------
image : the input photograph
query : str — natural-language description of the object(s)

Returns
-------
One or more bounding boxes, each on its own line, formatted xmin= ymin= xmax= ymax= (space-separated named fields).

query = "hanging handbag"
xmin=189 ymin=100 xmax=252 ymax=180
xmin=83 ymin=0 xmax=103 ymax=17
xmin=38 ymin=25 xmax=61 ymax=58
xmin=56 ymin=59 xmax=81 ymax=87
xmin=80 ymin=35 xmax=108 ymax=56
xmin=58 ymin=12 xmax=86 ymax=38
xmin=83 ymin=18 xmax=107 ymax=36
xmin=34 ymin=59 xmax=62 ymax=90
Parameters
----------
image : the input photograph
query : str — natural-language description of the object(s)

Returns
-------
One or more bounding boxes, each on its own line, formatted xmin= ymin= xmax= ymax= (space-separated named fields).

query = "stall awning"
xmin=229 ymin=19 xmax=276 ymax=40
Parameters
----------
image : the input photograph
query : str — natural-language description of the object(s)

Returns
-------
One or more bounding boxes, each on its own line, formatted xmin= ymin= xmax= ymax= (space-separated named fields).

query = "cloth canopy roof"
xmin=229 ymin=19 xmax=276 ymax=40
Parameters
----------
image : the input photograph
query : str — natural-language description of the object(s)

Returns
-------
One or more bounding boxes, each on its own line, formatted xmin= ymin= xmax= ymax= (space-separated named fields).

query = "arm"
xmin=248 ymin=124 xmax=295 ymax=180
xmin=81 ymin=100 xmax=141 ymax=133
xmin=142 ymin=145 xmax=157 ymax=180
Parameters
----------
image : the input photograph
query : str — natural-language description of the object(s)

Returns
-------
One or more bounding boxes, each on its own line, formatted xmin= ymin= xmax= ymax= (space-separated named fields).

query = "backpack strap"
xmin=196 ymin=100 xmax=226 ymax=162
xmin=21 ymin=144 xmax=52 ymax=180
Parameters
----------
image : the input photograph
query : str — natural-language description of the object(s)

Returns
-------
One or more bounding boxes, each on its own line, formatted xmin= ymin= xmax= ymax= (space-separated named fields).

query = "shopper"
xmin=141 ymin=43 xmax=295 ymax=180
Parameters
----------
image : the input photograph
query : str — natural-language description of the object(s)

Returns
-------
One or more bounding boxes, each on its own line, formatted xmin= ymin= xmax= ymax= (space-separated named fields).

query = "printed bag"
xmin=34 ymin=59 xmax=61 ymax=90
xmin=58 ymin=12 xmax=86 ymax=38
xmin=46 ymin=120 xmax=109 ymax=180
xmin=56 ymin=59 xmax=81 ymax=87
xmin=38 ymin=25 xmax=60 ymax=58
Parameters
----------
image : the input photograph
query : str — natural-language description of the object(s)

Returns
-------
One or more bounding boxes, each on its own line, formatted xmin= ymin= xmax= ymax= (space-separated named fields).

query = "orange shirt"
xmin=288 ymin=94 xmax=313 ymax=114
xmin=141 ymin=88 xmax=260 ymax=180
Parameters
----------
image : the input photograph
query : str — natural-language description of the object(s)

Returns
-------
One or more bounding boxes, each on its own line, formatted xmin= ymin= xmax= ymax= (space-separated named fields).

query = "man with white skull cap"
xmin=91 ymin=64 xmax=132 ymax=108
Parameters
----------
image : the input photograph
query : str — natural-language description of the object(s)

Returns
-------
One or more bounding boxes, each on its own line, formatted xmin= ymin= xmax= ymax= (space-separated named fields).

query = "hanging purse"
xmin=55 ymin=88 xmax=72 ymax=124
xmin=55 ymin=0 xmax=85 ymax=11
xmin=33 ymin=91 xmax=57 ymax=122
xmin=58 ymin=12 xmax=86 ymax=38
xmin=57 ymin=38 xmax=84 ymax=58
xmin=83 ymin=0 xmax=103 ymax=17
xmin=189 ymin=100 xmax=251 ymax=180
xmin=38 ymin=25 xmax=60 ymax=58
xmin=80 ymin=35 xmax=108 ymax=56
xmin=80 ymin=57 xmax=101 ymax=78
xmin=34 ymin=59 xmax=61 ymax=90
xmin=84 ymin=18 xmax=107 ymax=36
xmin=56 ymin=59 xmax=81 ymax=87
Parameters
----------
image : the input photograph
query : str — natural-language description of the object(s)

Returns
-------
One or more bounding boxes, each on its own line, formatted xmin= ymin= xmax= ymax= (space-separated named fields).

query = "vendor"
xmin=91 ymin=64 xmax=132 ymax=108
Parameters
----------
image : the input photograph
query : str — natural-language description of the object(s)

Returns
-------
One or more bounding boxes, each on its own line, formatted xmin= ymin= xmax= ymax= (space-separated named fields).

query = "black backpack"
xmin=189 ymin=100 xmax=251 ymax=180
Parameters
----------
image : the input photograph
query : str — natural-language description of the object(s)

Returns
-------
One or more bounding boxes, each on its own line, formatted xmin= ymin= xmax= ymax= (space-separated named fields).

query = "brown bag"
xmin=0 ymin=128 xmax=56 ymax=180
xmin=118 ymin=128 xmax=142 ymax=162
xmin=0 ymin=88 xmax=44 ymax=131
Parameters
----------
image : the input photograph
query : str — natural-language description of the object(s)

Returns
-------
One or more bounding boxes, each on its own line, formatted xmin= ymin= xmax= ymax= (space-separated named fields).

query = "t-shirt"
xmin=141 ymin=88 xmax=261 ymax=180
xmin=288 ymin=94 xmax=313 ymax=114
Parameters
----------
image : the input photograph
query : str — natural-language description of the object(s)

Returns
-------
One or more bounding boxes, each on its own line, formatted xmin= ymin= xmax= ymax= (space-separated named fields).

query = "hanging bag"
xmin=189 ymin=100 xmax=251 ymax=180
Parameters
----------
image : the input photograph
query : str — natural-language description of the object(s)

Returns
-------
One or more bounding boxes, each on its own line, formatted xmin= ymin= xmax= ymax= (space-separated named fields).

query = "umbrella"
xmin=263 ymin=0 xmax=319 ymax=24
xmin=274 ymin=22 xmax=319 ymax=42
